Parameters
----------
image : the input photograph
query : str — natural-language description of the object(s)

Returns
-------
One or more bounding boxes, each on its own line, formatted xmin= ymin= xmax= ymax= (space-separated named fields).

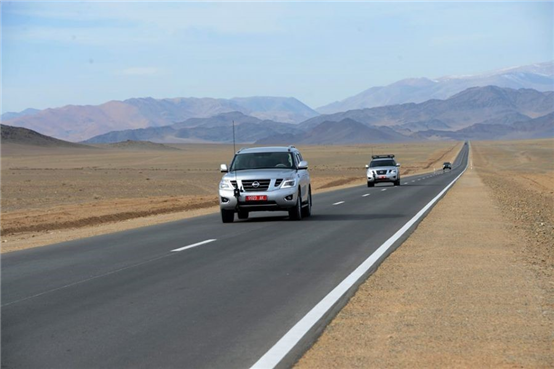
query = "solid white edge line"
xmin=362 ymin=194 xmax=370 ymax=197
xmin=332 ymin=201 xmax=345 ymax=206
xmin=250 ymin=146 xmax=469 ymax=369
xmin=171 ymin=239 xmax=217 ymax=252
xmin=381 ymin=189 xmax=387 ymax=191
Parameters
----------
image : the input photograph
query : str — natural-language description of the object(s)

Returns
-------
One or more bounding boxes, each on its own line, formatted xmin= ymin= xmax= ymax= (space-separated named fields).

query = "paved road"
xmin=2 ymin=144 xmax=469 ymax=368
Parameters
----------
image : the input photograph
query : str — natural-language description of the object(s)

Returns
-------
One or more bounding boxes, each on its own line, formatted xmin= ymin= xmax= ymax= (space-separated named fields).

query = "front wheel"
xmin=288 ymin=191 xmax=302 ymax=221
xmin=221 ymin=209 xmax=234 ymax=223
xmin=394 ymin=179 xmax=400 ymax=186
xmin=301 ymin=188 xmax=312 ymax=218
xmin=367 ymin=181 xmax=374 ymax=187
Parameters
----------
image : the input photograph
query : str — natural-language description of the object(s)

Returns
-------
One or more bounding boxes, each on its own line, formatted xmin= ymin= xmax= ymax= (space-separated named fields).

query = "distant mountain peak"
xmin=3 ymin=96 xmax=318 ymax=141
xmin=317 ymin=61 xmax=554 ymax=114
xmin=1 ymin=108 xmax=40 ymax=121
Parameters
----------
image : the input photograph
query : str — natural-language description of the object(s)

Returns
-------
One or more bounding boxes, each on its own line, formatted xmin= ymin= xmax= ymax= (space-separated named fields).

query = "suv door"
xmin=295 ymin=152 xmax=309 ymax=202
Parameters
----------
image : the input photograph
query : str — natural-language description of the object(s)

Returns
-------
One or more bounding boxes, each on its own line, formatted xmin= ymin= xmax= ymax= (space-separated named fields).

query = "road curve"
xmin=2 ymin=144 xmax=469 ymax=368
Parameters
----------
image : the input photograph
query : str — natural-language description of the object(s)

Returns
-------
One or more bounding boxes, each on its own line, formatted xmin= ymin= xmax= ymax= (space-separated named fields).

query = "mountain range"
xmin=301 ymin=86 xmax=554 ymax=131
xmin=84 ymin=111 xmax=304 ymax=144
xmin=413 ymin=112 xmax=554 ymax=141
xmin=85 ymin=86 xmax=554 ymax=145
xmin=2 ymin=61 xmax=553 ymax=144
xmin=1 ymin=108 xmax=41 ymax=121
xmin=2 ymin=96 xmax=318 ymax=142
xmin=317 ymin=61 xmax=554 ymax=113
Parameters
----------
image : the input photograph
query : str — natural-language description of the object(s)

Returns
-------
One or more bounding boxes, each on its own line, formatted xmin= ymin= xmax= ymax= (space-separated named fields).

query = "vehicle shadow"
xmin=240 ymin=213 xmax=403 ymax=223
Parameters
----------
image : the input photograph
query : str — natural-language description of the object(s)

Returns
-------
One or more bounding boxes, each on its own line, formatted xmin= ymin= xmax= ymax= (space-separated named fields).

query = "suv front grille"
xmin=242 ymin=179 xmax=271 ymax=192
xmin=231 ymin=180 xmax=238 ymax=189
xmin=274 ymin=179 xmax=283 ymax=187
xmin=377 ymin=170 xmax=387 ymax=175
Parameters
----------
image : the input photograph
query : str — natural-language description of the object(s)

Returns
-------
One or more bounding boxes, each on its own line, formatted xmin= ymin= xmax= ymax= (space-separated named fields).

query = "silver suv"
xmin=365 ymin=154 xmax=401 ymax=187
xmin=219 ymin=146 xmax=312 ymax=223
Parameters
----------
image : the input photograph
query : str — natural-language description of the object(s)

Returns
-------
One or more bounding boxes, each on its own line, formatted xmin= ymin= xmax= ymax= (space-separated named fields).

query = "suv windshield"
xmin=230 ymin=152 xmax=294 ymax=171
xmin=369 ymin=159 xmax=396 ymax=168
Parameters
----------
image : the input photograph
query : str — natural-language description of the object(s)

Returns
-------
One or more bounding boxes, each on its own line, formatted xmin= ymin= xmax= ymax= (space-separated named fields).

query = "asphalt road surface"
xmin=2 ymin=144 xmax=469 ymax=369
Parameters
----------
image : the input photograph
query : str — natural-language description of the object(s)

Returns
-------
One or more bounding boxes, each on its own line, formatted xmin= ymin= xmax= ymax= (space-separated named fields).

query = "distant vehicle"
xmin=443 ymin=162 xmax=452 ymax=171
xmin=365 ymin=154 xmax=401 ymax=187
xmin=219 ymin=146 xmax=311 ymax=223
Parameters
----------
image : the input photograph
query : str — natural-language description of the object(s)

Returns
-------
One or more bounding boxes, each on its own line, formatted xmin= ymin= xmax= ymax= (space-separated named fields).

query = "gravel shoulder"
xmin=296 ymin=144 xmax=553 ymax=368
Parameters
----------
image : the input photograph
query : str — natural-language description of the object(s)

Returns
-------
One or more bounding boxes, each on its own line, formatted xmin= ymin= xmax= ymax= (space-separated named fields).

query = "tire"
xmin=367 ymin=182 xmax=374 ymax=187
xmin=237 ymin=210 xmax=249 ymax=220
xmin=394 ymin=179 xmax=400 ymax=186
xmin=221 ymin=209 xmax=234 ymax=223
xmin=301 ymin=187 xmax=312 ymax=218
xmin=288 ymin=190 xmax=302 ymax=221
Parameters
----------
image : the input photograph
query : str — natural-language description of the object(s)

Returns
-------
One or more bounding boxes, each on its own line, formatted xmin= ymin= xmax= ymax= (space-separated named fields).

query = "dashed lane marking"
xmin=171 ymin=239 xmax=217 ymax=252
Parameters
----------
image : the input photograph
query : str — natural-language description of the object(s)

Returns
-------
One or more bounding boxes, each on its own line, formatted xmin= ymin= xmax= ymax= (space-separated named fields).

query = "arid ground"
xmin=1 ymin=141 xmax=461 ymax=252
xmin=296 ymin=139 xmax=553 ymax=368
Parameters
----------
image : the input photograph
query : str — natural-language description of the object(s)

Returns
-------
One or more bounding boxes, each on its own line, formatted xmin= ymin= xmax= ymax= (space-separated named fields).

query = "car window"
xmin=369 ymin=160 xmax=396 ymax=167
xmin=230 ymin=152 xmax=294 ymax=171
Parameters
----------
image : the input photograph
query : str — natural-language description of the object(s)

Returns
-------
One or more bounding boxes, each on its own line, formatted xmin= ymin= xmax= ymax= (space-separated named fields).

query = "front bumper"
xmin=219 ymin=187 xmax=298 ymax=212
xmin=367 ymin=172 xmax=398 ymax=183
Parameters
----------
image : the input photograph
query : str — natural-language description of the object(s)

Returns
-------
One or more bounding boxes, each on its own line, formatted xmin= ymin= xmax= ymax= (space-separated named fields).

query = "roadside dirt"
xmin=296 ymin=144 xmax=553 ymax=368
xmin=1 ymin=142 xmax=461 ymax=252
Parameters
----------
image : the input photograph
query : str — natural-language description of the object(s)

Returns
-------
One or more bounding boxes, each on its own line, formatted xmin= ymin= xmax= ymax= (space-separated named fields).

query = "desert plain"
xmin=2 ymin=138 xmax=552 ymax=367
xmin=1 ymin=141 xmax=461 ymax=252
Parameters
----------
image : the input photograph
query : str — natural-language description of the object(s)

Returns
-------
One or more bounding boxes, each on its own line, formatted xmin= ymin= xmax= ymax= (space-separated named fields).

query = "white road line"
xmin=381 ymin=189 xmax=387 ymax=192
xmin=362 ymin=194 xmax=370 ymax=197
xmin=403 ymin=183 xmax=408 ymax=185
xmin=250 ymin=150 xmax=469 ymax=369
xmin=171 ymin=239 xmax=217 ymax=252
xmin=332 ymin=201 xmax=345 ymax=206
xmin=411 ymin=180 xmax=415 ymax=183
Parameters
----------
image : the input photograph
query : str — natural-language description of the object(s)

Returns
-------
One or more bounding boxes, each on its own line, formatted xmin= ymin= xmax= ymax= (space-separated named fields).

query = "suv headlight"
xmin=219 ymin=179 xmax=232 ymax=189
xmin=281 ymin=178 xmax=296 ymax=188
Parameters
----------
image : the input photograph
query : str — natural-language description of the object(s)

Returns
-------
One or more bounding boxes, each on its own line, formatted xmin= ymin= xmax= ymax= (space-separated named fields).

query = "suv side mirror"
xmin=396 ymin=163 xmax=401 ymax=167
xmin=220 ymin=164 xmax=228 ymax=173
xmin=365 ymin=164 xmax=369 ymax=169
xmin=298 ymin=161 xmax=308 ymax=170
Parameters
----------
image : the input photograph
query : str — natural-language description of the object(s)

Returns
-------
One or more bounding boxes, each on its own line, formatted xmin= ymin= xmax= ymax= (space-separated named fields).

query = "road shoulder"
xmin=296 ymin=161 xmax=553 ymax=367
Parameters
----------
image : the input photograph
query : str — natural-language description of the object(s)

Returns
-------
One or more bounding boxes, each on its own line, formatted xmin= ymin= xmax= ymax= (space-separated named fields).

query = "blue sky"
xmin=2 ymin=1 xmax=552 ymax=113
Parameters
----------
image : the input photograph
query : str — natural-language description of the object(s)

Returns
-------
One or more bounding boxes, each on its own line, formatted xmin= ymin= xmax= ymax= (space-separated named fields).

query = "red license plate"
xmin=246 ymin=195 xmax=267 ymax=201
xmin=380 ymin=176 xmax=387 ymax=179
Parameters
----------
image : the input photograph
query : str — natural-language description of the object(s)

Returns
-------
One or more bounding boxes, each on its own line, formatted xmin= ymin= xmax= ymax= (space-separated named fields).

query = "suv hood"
xmin=223 ymin=169 xmax=297 ymax=181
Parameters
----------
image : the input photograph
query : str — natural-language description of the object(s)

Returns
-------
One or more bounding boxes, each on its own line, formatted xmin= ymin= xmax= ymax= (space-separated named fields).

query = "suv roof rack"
xmin=372 ymin=154 xmax=395 ymax=159
xmin=237 ymin=147 xmax=248 ymax=153
xmin=288 ymin=145 xmax=296 ymax=152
